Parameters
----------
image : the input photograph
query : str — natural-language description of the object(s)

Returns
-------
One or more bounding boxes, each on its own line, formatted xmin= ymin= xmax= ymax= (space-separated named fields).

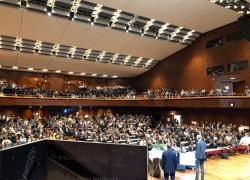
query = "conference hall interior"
xmin=0 ymin=0 xmax=250 ymax=180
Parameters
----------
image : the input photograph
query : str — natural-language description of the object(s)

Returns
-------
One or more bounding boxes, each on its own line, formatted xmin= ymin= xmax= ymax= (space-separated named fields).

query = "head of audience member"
xmin=197 ymin=134 xmax=202 ymax=141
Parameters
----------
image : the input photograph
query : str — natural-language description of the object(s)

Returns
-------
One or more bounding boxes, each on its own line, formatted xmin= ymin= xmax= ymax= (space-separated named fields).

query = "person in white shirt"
xmin=240 ymin=133 xmax=250 ymax=146
xmin=2 ymin=137 xmax=12 ymax=148
xmin=240 ymin=133 xmax=250 ymax=153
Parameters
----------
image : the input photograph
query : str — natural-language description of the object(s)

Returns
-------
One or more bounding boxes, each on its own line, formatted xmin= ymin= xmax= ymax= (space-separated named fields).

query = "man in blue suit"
xmin=161 ymin=144 xmax=177 ymax=180
xmin=195 ymin=134 xmax=206 ymax=180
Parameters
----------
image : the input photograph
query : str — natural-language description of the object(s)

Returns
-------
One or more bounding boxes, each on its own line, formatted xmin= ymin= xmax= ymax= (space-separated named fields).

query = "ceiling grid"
xmin=0 ymin=0 xmax=241 ymax=77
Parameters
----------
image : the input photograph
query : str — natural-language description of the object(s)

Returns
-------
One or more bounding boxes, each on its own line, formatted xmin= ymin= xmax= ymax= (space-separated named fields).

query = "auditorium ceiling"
xmin=0 ymin=0 xmax=241 ymax=78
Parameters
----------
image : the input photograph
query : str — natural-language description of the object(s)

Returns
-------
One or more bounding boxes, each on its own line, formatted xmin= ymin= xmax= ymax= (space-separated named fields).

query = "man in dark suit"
xmin=195 ymin=134 xmax=206 ymax=180
xmin=161 ymin=144 xmax=177 ymax=180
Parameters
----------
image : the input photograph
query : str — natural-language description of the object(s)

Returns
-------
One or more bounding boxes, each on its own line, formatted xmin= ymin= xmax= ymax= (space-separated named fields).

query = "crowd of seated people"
xmin=0 ymin=79 xmax=135 ymax=98
xmin=0 ymin=113 xmax=248 ymax=151
xmin=1 ymin=79 xmax=250 ymax=99
xmin=144 ymin=88 xmax=230 ymax=98
xmin=143 ymin=88 xmax=178 ymax=98
xmin=73 ymin=85 xmax=136 ymax=98
xmin=0 ymin=79 xmax=35 ymax=96
xmin=179 ymin=89 xmax=207 ymax=97
xmin=244 ymin=86 xmax=250 ymax=96
xmin=209 ymin=88 xmax=235 ymax=96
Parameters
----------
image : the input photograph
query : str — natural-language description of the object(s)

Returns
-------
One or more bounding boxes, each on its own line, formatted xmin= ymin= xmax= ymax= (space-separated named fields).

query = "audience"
xmin=244 ymin=86 xmax=250 ymax=96
xmin=0 ymin=79 xmax=135 ymax=99
xmin=1 ymin=78 xmax=250 ymax=100
xmin=143 ymin=88 xmax=178 ymax=98
xmin=0 ymin=113 xmax=246 ymax=151
xmin=180 ymin=89 xmax=207 ymax=97
xmin=0 ymin=79 xmax=249 ymax=99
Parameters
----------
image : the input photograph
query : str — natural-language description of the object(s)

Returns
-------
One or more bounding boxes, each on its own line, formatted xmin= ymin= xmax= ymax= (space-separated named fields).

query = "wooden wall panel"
xmin=134 ymin=22 xmax=250 ymax=91
xmin=1 ymin=96 xmax=250 ymax=108
xmin=0 ymin=69 xmax=132 ymax=91
xmin=178 ymin=109 xmax=250 ymax=126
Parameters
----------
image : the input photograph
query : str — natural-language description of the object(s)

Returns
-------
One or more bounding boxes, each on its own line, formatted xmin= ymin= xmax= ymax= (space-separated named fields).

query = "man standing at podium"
xmin=161 ymin=144 xmax=177 ymax=180
xmin=195 ymin=134 xmax=206 ymax=180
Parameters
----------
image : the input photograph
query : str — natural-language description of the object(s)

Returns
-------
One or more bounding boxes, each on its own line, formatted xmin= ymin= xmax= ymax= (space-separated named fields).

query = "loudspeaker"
xmin=221 ymin=152 xmax=229 ymax=159
xmin=238 ymin=15 xmax=250 ymax=41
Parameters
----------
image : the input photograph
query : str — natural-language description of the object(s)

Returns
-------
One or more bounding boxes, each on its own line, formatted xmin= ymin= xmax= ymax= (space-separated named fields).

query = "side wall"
xmin=134 ymin=22 xmax=250 ymax=91
xmin=163 ymin=108 xmax=250 ymax=126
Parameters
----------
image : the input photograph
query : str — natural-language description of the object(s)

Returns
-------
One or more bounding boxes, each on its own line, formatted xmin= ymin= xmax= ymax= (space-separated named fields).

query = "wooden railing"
xmin=0 ymin=95 xmax=250 ymax=108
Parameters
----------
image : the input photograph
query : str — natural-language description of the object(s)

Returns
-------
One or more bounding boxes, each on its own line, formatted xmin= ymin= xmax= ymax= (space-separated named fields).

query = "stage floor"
xmin=149 ymin=154 xmax=250 ymax=180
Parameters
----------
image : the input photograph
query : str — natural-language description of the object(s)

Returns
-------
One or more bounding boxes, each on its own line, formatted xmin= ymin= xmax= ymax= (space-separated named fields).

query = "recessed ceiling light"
xmin=92 ymin=74 xmax=97 ymax=76
xmin=0 ymin=65 xmax=2 ymax=68
xmin=47 ymin=12 xmax=52 ymax=16
xmin=56 ymin=70 xmax=61 ymax=73
xmin=42 ymin=69 xmax=48 ymax=72
xmin=81 ymin=73 xmax=86 ymax=75
xmin=102 ymin=74 xmax=108 ymax=77
xmin=13 ymin=66 xmax=18 ymax=69
xmin=230 ymin=77 xmax=236 ymax=80
xmin=112 ymin=75 xmax=118 ymax=78
xmin=68 ymin=71 xmax=74 ymax=74
xmin=28 ymin=68 xmax=34 ymax=71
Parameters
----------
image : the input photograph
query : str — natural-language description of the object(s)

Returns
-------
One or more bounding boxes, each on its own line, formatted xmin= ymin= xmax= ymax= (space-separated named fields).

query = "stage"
xmin=149 ymin=154 xmax=250 ymax=180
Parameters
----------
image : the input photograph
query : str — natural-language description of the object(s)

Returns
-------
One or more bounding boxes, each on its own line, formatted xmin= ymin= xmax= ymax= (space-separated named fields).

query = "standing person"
xmin=195 ymin=134 xmax=206 ymax=180
xmin=161 ymin=144 xmax=177 ymax=180
xmin=240 ymin=132 xmax=250 ymax=153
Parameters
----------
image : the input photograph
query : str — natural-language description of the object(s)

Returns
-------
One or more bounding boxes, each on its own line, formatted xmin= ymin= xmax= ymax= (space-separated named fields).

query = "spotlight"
xmin=34 ymin=49 xmax=39 ymax=53
xmin=69 ymin=12 xmax=75 ymax=20
xmin=47 ymin=6 xmax=52 ymax=16
xmin=125 ymin=25 xmax=129 ymax=33
xmin=16 ymin=46 xmax=21 ymax=51
xmin=20 ymin=0 xmax=27 ymax=7
xmin=90 ymin=17 xmax=94 ymax=25
xmin=229 ymin=102 xmax=235 ymax=107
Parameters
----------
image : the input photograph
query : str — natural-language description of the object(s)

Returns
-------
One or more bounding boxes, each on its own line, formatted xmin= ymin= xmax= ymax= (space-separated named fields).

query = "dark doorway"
xmin=233 ymin=81 xmax=246 ymax=95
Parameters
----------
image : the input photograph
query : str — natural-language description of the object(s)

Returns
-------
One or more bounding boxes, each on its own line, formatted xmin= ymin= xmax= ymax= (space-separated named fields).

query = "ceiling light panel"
xmin=0 ymin=0 xmax=201 ymax=45
xmin=209 ymin=0 xmax=250 ymax=14
xmin=0 ymin=65 xmax=119 ymax=78
xmin=0 ymin=35 xmax=159 ymax=69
